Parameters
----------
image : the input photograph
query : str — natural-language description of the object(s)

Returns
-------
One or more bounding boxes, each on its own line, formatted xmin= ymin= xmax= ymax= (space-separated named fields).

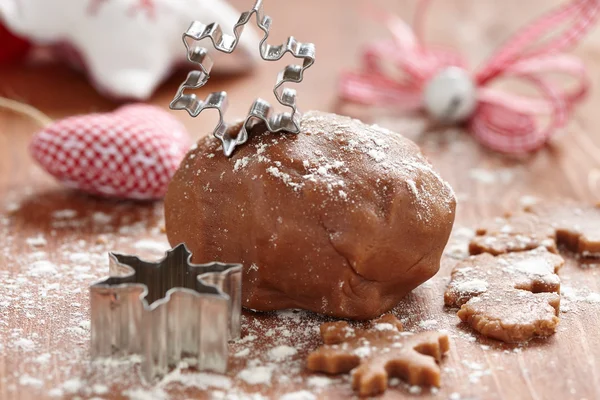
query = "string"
xmin=0 ymin=96 xmax=53 ymax=127
xmin=338 ymin=0 xmax=599 ymax=154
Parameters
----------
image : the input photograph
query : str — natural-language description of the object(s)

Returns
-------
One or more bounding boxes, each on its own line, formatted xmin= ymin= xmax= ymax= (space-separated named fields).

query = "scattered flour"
xmin=306 ymin=376 xmax=335 ymax=389
xmin=123 ymin=387 xmax=168 ymax=400
xmin=92 ymin=212 xmax=113 ymax=224
xmin=469 ymin=168 xmax=515 ymax=185
xmin=62 ymin=378 xmax=85 ymax=394
xmin=408 ymin=385 xmax=422 ymax=394
xmin=353 ymin=346 xmax=371 ymax=358
xmin=216 ymin=111 xmax=455 ymax=210
xmin=133 ymin=239 xmax=170 ymax=253
xmin=68 ymin=252 xmax=93 ymax=264
xmin=519 ymin=195 xmax=540 ymax=207
xmin=34 ymin=353 xmax=51 ymax=364
xmin=561 ymin=285 xmax=600 ymax=312
xmin=19 ymin=374 xmax=44 ymax=388
xmin=268 ymin=345 xmax=298 ymax=361
xmin=234 ymin=348 xmax=251 ymax=358
xmin=92 ymin=384 xmax=109 ymax=395
xmin=373 ymin=322 xmax=396 ymax=331
xmin=266 ymin=166 xmax=303 ymax=191
xmin=454 ymin=279 xmax=489 ymax=293
xmin=237 ymin=366 xmax=273 ymax=385
xmin=5 ymin=202 xmax=20 ymax=213
xmin=14 ymin=338 xmax=36 ymax=351
xmin=235 ymin=334 xmax=257 ymax=344
xmin=280 ymin=391 xmax=317 ymax=400
xmin=418 ymin=319 xmax=438 ymax=329
xmin=26 ymin=235 xmax=47 ymax=247
xmin=160 ymin=368 xmax=232 ymax=391
xmin=367 ymin=149 xmax=386 ymax=162
xmin=445 ymin=226 xmax=475 ymax=259
xmin=234 ymin=156 xmax=251 ymax=171
xmin=28 ymin=260 xmax=58 ymax=276
xmin=512 ymin=258 xmax=553 ymax=276
xmin=462 ymin=360 xmax=491 ymax=383
xmin=52 ymin=209 xmax=78 ymax=219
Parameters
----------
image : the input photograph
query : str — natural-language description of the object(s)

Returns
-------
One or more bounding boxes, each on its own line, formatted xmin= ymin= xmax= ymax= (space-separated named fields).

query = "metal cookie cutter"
xmin=170 ymin=0 xmax=316 ymax=157
xmin=89 ymin=244 xmax=242 ymax=380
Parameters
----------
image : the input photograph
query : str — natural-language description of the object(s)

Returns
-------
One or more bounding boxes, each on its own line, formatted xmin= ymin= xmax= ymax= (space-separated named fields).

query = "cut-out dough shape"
xmin=445 ymin=247 xmax=564 ymax=343
xmin=306 ymin=314 xmax=450 ymax=396
xmin=470 ymin=202 xmax=600 ymax=257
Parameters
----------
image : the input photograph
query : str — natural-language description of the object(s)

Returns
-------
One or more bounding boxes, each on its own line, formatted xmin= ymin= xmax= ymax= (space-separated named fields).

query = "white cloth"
xmin=0 ymin=0 xmax=260 ymax=99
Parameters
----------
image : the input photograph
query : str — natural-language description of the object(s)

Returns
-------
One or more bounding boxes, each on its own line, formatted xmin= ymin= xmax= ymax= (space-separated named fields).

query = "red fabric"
xmin=30 ymin=104 xmax=190 ymax=200
xmin=0 ymin=23 xmax=31 ymax=64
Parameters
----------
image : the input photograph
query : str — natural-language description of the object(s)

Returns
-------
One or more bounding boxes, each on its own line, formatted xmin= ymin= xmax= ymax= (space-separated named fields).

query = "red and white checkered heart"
xmin=30 ymin=104 xmax=190 ymax=200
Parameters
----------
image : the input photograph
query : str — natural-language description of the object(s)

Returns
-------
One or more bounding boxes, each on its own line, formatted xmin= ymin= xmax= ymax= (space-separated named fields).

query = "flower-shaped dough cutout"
xmin=445 ymin=247 xmax=564 ymax=343
xmin=307 ymin=314 xmax=450 ymax=397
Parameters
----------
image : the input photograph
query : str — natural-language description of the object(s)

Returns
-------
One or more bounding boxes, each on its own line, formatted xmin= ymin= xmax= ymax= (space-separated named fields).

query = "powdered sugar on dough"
xmin=453 ymin=279 xmax=489 ymax=293
xmin=504 ymin=256 xmax=560 ymax=286
xmin=218 ymin=111 xmax=455 ymax=219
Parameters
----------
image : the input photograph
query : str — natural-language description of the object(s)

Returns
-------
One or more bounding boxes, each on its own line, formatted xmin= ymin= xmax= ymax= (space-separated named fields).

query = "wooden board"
xmin=1 ymin=1 xmax=600 ymax=399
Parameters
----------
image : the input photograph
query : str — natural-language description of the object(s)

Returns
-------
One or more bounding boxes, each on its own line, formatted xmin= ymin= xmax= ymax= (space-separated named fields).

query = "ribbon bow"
xmin=340 ymin=0 xmax=600 ymax=153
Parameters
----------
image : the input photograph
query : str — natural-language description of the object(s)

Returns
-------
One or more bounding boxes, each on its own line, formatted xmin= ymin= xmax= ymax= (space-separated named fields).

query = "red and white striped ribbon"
xmin=339 ymin=0 xmax=599 ymax=153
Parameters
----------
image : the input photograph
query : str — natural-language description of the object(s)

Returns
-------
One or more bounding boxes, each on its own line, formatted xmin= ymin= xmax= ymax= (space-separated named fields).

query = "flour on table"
xmin=306 ymin=376 xmax=335 ymax=389
xmin=280 ymin=391 xmax=317 ymax=400
xmin=561 ymin=285 xmax=600 ymax=312
xmin=418 ymin=319 xmax=438 ymax=329
xmin=237 ymin=366 xmax=274 ymax=385
xmin=469 ymin=168 xmax=516 ymax=185
xmin=28 ymin=260 xmax=58 ymax=276
xmin=160 ymin=367 xmax=232 ymax=391
xmin=445 ymin=226 xmax=475 ymax=259
xmin=133 ymin=239 xmax=170 ymax=253
xmin=268 ymin=345 xmax=298 ymax=361
xmin=92 ymin=212 xmax=113 ymax=224
xmin=19 ymin=375 xmax=44 ymax=388
xmin=52 ymin=209 xmax=78 ymax=219
xmin=26 ymin=235 xmax=47 ymax=247
xmin=234 ymin=348 xmax=250 ymax=358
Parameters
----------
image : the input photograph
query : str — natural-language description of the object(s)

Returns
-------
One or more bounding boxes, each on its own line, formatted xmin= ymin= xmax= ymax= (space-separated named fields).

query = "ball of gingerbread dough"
xmin=165 ymin=111 xmax=456 ymax=319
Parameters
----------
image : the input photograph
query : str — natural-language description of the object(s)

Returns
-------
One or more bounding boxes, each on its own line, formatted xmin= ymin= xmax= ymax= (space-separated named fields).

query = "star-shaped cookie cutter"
xmin=89 ymin=244 xmax=242 ymax=380
xmin=169 ymin=0 xmax=315 ymax=157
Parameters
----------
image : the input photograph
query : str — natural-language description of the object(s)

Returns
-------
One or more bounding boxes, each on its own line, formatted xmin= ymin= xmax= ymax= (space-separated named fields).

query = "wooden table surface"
xmin=1 ymin=1 xmax=600 ymax=399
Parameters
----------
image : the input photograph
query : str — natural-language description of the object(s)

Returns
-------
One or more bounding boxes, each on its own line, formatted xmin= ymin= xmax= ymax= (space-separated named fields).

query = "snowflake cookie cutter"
xmin=169 ymin=0 xmax=315 ymax=157
xmin=89 ymin=244 xmax=242 ymax=380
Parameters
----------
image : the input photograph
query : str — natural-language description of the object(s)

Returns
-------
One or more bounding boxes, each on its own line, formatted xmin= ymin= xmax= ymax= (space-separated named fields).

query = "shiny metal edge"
xmin=169 ymin=0 xmax=315 ymax=157
xmin=89 ymin=243 xmax=242 ymax=381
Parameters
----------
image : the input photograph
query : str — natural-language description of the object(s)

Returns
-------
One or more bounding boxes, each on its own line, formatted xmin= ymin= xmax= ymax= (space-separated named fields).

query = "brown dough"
xmin=165 ymin=111 xmax=456 ymax=319
xmin=306 ymin=314 xmax=450 ymax=396
xmin=470 ymin=202 xmax=600 ymax=257
xmin=445 ymin=247 xmax=564 ymax=342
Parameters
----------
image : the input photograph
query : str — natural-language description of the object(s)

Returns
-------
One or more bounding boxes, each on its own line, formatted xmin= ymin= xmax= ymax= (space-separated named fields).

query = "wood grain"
xmin=1 ymin=1 xmax=599 ymax=399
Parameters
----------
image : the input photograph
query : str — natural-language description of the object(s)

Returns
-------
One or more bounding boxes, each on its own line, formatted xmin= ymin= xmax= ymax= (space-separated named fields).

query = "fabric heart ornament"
xmin=30 ymin=104 xmax=190 ymax=200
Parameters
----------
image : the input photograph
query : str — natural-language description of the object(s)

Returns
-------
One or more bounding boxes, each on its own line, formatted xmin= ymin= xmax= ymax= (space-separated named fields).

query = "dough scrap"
xmin=470 ymin=202 xmax=600 ymax=257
